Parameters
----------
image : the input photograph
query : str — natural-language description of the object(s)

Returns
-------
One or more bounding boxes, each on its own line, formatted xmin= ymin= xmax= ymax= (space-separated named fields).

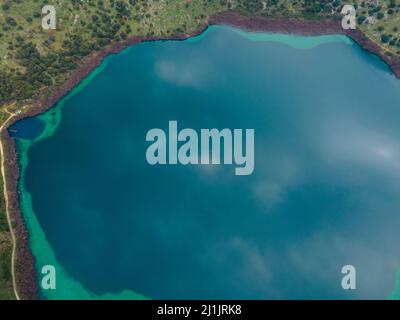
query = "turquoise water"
xmin=10 ymin=26 xmax=400 ymax=299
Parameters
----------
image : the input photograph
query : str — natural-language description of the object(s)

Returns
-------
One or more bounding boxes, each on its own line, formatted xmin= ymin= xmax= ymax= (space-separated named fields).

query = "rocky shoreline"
xmin=4 ymin=10 xmax=400 ymax=300
xmin=1 ymin=129 xmax=38 ymax=299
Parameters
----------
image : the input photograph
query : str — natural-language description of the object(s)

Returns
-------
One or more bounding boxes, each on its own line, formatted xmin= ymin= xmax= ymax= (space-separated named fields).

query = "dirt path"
xmin=0 ymin=109 xmax=20 ymax=300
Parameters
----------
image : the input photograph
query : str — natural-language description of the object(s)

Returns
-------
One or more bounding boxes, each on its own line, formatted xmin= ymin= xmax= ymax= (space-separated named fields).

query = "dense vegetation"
xmin=0 ymin=0 xmax=399 ymax=300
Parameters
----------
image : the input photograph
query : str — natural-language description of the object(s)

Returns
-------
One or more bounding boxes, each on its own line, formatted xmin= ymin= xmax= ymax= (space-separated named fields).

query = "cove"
xmin=10 ymin=25 xmax=400 ymax=299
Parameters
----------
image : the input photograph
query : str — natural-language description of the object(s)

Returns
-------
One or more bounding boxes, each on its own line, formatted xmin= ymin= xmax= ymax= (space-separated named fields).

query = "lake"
xmin=10 ymin=26 xmax=400 ymax=299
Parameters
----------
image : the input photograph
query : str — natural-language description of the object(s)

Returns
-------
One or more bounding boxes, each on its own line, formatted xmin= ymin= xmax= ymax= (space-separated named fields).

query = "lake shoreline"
xmin=4 ymin=10 xmax=400 ymax=300
xmin=1 ymin=129 xmax=38 ymax=299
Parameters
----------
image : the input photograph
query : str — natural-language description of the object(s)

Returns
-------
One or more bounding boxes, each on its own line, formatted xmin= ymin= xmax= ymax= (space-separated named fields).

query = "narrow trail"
xmin=0 ymin=109 xmax=21 ymax=300
xmin=359 ymin=28 xmax=399 ymax=56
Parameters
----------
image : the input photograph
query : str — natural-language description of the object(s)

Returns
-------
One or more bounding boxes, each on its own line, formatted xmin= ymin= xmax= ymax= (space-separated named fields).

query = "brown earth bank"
xmin=1 ymin=130 xmax=38 ymax=300
xmin=3 ymin=10 xmax=400 ymax=300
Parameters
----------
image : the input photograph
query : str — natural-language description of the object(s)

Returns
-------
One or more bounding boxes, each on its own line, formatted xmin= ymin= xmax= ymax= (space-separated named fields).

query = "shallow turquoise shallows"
xmin=10 ymin=26 xmax=400 ymax=299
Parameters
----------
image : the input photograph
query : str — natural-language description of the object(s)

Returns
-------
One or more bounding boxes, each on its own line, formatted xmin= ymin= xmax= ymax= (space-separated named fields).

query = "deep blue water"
xmin=10 ymin=117 xmax=44 ymax=140
xmin=11 ymin=26 xmax=400 ymax=299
